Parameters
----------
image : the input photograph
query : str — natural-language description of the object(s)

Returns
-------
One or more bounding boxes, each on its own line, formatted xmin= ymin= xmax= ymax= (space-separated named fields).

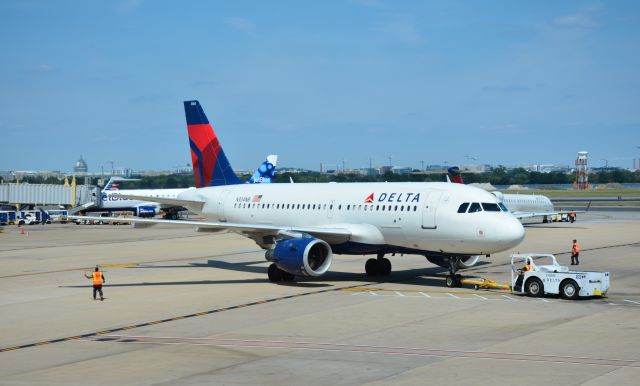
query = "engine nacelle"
xmin=266 ymin=236 xmax=333 ymax=277
xmin=135 ymin=205 xmax=159 ymax=217
xmin=426 ymin=256 xmax=480 ymax=269
xmin=456 ymin=255 xmax=480 ymax=269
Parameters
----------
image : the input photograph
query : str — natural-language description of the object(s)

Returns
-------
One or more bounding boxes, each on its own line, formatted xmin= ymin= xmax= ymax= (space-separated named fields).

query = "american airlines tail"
xmin=185 ymin=100 xmax=242 ymax=188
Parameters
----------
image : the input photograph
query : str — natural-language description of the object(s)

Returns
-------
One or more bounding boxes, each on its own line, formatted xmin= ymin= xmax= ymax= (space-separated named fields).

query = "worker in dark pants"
xmin=571 ymin=239 xmax=580 ymax=266
xmin=85 ymin=266 xmax=105 ymax=300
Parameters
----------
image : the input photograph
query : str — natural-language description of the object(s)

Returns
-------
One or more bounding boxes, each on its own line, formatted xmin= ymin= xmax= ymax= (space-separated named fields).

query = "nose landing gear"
xmin=445 ymin=257 xmax=463 ymax=288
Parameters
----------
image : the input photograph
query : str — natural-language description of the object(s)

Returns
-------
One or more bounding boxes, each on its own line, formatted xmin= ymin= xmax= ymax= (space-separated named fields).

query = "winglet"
xmin=184 ymin=100 xmax=242 ymax=188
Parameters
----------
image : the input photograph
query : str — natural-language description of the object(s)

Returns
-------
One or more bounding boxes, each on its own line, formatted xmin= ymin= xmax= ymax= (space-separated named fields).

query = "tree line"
xmin=5 ymin=167 xmax=640 ymax=187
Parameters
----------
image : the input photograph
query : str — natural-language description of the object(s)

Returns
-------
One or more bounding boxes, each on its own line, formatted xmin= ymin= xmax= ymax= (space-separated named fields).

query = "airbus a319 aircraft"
xmin=72 ymin=101 xmax=525 ymax=287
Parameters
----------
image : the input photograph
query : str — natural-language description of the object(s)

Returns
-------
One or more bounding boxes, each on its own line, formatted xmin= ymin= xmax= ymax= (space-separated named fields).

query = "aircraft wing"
xmin=511 ymin=210 xmax=585 ymax=219
xmin=67 ymin=215 xmax=353 ymax=243
xmin=109 ymin=193 xmax=205 ymax=212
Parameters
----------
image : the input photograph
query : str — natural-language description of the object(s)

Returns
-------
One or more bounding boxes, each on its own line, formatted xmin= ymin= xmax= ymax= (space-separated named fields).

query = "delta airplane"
xmin=448 ymin=167 xmax=583 ymax=223
xmin=72 ymin=101 xmax=525 ymax=287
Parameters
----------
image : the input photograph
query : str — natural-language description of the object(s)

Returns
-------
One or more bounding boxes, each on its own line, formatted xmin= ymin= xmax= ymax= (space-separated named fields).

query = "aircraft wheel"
xmin=267 ymin=263 xmax=283 ymax=283
xmin=365 ymin=258 xmax=379 ymax=276
xmin=446 ymin=275 xmax=458 ymax=288
xmin=525 ymin=278 xmax=544 ymax=297
xmin=560 ymin=280 xmax=579 ymax=300
xmin=281 ymin=271 xmax=295 ymax=282
xmin=379 ymin=258 xmax=392 ymax=276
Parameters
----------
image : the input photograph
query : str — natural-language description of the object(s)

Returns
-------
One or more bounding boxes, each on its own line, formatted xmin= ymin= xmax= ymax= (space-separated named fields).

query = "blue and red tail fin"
xmin=184 ymin=100 xmax=242 ymax=188
xmin=447 ymin=167 xmax=464 ymax=184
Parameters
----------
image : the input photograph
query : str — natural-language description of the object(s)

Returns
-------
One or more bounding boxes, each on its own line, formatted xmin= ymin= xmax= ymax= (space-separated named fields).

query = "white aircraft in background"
xmin=72 ymin=100 xmax=525 ymax=287
xmin=98 ymin=155 xmax=277 ymax=219
xmin=448 ymin=167 xmax=583 ymax=223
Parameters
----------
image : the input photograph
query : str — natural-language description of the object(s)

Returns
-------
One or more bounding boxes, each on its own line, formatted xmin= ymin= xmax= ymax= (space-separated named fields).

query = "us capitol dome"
xmin=73 ymin=155 xmax=88 ymax=173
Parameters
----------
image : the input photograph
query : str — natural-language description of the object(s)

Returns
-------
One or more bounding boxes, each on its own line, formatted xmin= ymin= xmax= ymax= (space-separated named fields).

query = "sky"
xmin=1 ymin=0 xmax=639 ymax=172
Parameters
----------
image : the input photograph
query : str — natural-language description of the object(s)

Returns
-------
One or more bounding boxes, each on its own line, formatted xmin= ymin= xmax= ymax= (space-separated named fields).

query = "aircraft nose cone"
xmin=502 ymin=217 xmax=525 ymax=249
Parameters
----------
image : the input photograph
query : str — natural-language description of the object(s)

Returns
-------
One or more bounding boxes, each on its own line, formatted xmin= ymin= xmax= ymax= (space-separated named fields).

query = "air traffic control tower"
xmin=574 ymin=151 xmax=589 ymax=189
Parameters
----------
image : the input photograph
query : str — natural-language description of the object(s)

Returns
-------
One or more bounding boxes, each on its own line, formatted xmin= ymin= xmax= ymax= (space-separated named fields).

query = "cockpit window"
xmin=468 ymin=202 xmax=482 ymax=213
xmin=481 ymin=203 xmax=501 ymax=212
xmin=498 ymin=202 xmax=508 ymax=212
xmin=457 ymin=203 xmax=469 ymax=213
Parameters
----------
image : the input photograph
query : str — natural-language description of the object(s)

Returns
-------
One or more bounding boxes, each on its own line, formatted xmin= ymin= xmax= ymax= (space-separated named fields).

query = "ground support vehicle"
xmin=0 ymin=211 xmax=17 ymax=225
xmin=511 ymin=253 xmax=609 ymax=299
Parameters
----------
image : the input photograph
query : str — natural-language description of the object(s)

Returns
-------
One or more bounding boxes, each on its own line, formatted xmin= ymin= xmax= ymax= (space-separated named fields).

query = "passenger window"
xmin=338 ymin=205 xmax=342 ymax=210
xmin=394 ymin=205 xmax=398 ymax=211
xmin=481 ymin=203 xmax=501 ymax=212
xmin=313 ymin=204 xmax=316 ymax=210
xmin=347 ymin=205 xmax=350 ymax=210
xmin=413 ymin=206 xmax=417 ymax=211
xmin=468 ymin=202 xmax=482 ymax=213
xmin=457 ymin=203 xmax=469 ymax=213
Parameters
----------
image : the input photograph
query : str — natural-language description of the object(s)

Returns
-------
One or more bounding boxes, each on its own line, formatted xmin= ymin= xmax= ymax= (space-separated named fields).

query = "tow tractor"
xmin=510 ymin=253 xmax=609 ymax=299
xmin=453 ymin=253 xmax=609 ymax=300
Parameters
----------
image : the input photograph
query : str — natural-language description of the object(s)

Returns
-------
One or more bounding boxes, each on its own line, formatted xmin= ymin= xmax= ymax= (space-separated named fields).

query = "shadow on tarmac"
xmin=59 ymin=258 xmax=454 ymax=289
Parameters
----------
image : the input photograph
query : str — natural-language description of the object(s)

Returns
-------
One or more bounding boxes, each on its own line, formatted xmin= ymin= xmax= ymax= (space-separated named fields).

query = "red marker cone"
xmin=20 ymin=226 xmax=24 ymax=235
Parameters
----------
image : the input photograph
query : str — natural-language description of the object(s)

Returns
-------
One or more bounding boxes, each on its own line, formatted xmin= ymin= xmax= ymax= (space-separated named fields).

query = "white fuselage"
xmin=177 ymin=182 xmax=525 ymax=256
xmin=493 ymin=192 xmax=554 ymax=214
xmin=101 ymin=188 xmax=192 ymax=211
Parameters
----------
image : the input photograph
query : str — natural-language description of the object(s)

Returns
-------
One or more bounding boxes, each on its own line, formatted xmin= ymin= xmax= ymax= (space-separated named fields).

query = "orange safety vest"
xmin=572 ymin=243 xmax=580 ymax=254
xmin=92 ymin=271 xmax=103 ymax=285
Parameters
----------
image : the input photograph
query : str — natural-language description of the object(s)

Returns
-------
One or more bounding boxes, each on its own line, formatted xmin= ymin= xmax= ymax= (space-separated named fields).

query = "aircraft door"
xmin=421 ymin=191 xmax=443 ymax=229
xmin=217 ymin=190 xmax=231 ymax=221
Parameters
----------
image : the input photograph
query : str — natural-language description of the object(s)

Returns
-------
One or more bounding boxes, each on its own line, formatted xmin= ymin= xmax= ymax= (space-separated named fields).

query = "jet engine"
xmin=135 ymin=205 xmax=159 ymax=217
xmin=426 ymin=255 xmax=480 ymax=269
xmin=265 ymin=236 xmax=333 ymax=277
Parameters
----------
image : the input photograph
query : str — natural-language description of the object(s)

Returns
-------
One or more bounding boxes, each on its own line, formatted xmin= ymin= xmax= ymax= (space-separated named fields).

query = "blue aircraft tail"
xmin=39 ymin=208 xmax=50 ymax=225
xmin=184 ymin=100 xmax=242 ymax=188
xmin=248 ymin=155 xmax=277 ymax=184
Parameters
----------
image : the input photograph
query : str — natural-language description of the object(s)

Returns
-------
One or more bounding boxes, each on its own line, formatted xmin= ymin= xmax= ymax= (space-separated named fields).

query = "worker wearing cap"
xmin=84 ymin=266 xmax=105 ymax=301
xmin=571 ymin=239 xmax=580 ymax=266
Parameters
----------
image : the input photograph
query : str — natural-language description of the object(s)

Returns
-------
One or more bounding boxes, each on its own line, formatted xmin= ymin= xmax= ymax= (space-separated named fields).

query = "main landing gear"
xmin=365 ymin=253 xmax=392 ymax=277
xmin=267 ymin=263 xmax=295 ymax=283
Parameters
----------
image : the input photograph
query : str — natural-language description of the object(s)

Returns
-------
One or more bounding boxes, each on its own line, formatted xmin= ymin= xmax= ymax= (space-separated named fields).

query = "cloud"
xmin=375 ymin=15 xmax=423 ymax=44
xmin=115 ymin=0 xmax=143 ymax=14
xmin=37 ymin=63 xmax=54 ymax=72
xmin=224 ymin=17 xmax=255 ymax=33
xmin=553 ymin=6 xmax=600 ymax=29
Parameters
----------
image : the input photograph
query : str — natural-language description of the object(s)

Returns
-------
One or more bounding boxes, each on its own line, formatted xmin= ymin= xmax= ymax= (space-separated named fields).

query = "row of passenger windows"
xmin=233 ymin=202 xmax=419 ymax=212
xmin=457 ymin=202 xmax=507 ymax=213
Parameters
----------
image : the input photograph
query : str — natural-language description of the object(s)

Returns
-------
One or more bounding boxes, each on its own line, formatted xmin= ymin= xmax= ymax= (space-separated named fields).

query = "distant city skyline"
xmin=1 ymin=1 xmax=638 ymax=171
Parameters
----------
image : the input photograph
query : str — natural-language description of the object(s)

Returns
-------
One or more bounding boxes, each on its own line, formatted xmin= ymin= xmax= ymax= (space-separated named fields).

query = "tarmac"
xmin=0 ymin=211 xmax=639 ymax=385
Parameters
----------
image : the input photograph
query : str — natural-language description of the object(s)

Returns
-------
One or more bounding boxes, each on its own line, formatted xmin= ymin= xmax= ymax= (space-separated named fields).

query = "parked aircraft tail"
xmin=248 ymin=155 xmax=278 ymax=184
xmin=184 ymin=100 xmax=242 ymax=188
xmin=104 ymin=177 xmax=140 ymax=191
xmin=448 ymin=167 xmax=464 ymax=184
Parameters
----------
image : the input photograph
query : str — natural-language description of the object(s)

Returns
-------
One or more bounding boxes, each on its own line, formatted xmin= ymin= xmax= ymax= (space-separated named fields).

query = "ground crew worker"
xmin=571 ymin=239 xmax=580 ymax=265
xmin=569 ymin=212 xmax=576 ymax=223
xmin=84 ymin=266 xmax=105 ymax=301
